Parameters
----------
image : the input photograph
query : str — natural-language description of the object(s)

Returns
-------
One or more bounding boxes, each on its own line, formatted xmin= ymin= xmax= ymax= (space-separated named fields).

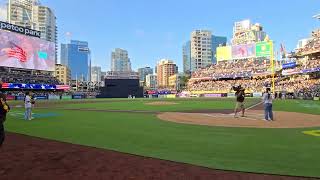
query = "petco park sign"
xmin=0 ymin=21 xmax=41 ymax=38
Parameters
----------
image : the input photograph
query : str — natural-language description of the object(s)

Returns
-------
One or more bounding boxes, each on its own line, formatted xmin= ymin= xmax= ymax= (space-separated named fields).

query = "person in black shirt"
xmin=233 ymin=85 xmax=245 ymax=118
xmin=0 ymin=92 xmax=10 ymax=147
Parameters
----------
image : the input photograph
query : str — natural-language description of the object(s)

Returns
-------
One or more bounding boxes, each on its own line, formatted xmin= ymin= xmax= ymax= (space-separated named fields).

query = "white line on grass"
xmin=246 ymin=101 xmax=263 ymax=110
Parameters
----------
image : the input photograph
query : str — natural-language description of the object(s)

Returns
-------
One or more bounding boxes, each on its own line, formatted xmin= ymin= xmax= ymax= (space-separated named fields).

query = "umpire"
xmin=0 ymin=82 xmax=10 ymax=147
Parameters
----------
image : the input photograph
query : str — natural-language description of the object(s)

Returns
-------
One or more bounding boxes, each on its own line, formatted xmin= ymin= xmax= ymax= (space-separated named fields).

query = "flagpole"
xmin=270 ymin=41 xmax=275 ymax=94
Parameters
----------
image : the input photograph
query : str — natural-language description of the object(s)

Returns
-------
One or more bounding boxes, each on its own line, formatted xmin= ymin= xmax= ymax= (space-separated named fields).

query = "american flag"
xmin=7 ymin=42 xmax=27 ymax=62
xmin=56 ymin=85 xmax=71 ymax=90
xmin=0 ymin=83 xmax=10 ymax=89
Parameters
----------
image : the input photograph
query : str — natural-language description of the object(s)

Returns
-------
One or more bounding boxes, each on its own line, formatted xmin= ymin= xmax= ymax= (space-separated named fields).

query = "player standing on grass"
xmin=233 ymin=85 xmax=245 ymax=118
xmin=0 ymin=82 xmax=10 ymax=147
xmin=24 ymin=92 xmax=33 ymax=120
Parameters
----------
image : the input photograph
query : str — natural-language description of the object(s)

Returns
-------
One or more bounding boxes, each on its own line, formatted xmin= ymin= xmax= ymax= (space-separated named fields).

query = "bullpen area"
xmin=1 ymin=98 xmax=320 ymax=180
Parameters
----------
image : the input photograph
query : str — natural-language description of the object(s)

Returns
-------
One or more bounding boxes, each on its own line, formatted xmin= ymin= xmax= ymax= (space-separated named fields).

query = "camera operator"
xmin=233 ymin=85 xmax=246 ymax=118
xmin=0 ymin=81 xmax=10 ymax=147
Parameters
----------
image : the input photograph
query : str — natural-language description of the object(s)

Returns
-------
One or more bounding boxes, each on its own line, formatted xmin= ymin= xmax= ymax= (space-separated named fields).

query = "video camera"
xmin=232 ymin=85 xmax=245 ymax=93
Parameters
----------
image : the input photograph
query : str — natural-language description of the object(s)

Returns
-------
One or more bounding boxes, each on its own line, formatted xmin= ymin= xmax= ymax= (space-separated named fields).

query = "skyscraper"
xmin=138 ymin=67 xmax=153 ymax=83
xmin=91 ymin=66 xmax=102 ymax=83
xmin=145 ymin=74 xmax=157 ymax=90
xmin=7 ymin=0 xmax=58 ymax=62
xmin=156 ymin=59 xmax=178 ymax=88
xmin=190 ymin=30 xmax=212 ymax=72
xmin=60 ymin=40 xmax=91 ymax=81
xmin=186 ymin=30 xmax=227 ymax=73
xmin=182 ymin=41 xmax=191 ymax=74
xmin=111 ymin=48 xmax=131 ymax=72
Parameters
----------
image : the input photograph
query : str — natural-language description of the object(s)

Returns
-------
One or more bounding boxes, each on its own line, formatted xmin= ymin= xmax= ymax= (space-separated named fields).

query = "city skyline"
xmin=0 ymin=0 xmax=319 ymax=72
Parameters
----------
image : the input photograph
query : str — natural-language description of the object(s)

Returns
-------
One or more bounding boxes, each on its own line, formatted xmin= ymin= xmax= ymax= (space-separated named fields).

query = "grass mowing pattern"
xmin=4 ymin=99 xmax=320 ymax=178
xmin=60 ymin=98 xmax=259 ymax=112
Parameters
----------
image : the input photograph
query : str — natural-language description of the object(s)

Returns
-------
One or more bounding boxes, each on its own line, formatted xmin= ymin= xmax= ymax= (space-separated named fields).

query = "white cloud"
xmin=0 ymin=4 xmax=7 ymax=21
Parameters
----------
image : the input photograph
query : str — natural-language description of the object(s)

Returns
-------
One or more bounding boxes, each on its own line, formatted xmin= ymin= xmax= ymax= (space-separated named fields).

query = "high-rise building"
xmin=296 ymin=38 xmax=312 ymax=49
xmin=232 ymin=19 xmax=266 ymax=45
xmin=187 ymin=30 xmax=227 ymax=72
xmin=211 ymin=35 xmax=227 ymax=64
xmin=91 ymin=66 xmax=102 ymax=83
xmin=190 ymin=30 xmax=212 ymax=72
xmin=32 ymin=5 xmax=57 ymax=43
xmin=7 ymin=0 xmax=36 ymax=28
xmin=7 ymin=0 xmax=58 ymax=62
xmin=111 ymin=48 xmax=131 ymax=72
xmin=54 ymin=64 xmax=71 ymax=85
xmin=182 ymin=41 xmax=191 ymax=74
xmin=156 ymin=59 xmax=178 ymax=88
xmin=60 ymin=40 xmax=91 ymax=81
xmin=169 ymin=73 xmax=185 ymax=91
xmin=138 ymin=67 xmax=153 ymax=83
xmin=145 ymin=74 xmax=157 ymax=89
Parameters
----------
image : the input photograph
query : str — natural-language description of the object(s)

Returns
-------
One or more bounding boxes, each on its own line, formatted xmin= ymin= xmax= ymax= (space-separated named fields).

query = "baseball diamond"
xmin=0 ymin=1 xmax=320 ymax=179
xmin=0 ymin=98 xmax=320 ymax=180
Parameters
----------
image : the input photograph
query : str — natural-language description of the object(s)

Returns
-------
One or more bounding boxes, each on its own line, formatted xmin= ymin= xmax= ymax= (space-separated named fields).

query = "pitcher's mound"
xmin=146 ymin=101 xmax=178 ymax=106
xmin=158 ymin=110 xmax=320 ymax=128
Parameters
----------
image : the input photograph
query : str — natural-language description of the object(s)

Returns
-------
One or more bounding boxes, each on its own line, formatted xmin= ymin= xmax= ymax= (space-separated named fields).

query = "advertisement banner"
xmin=16 ymin=96 xmax=25 ymax=100
xmin=72 ymin=95 xmax=83 ymax=99
xmin=0 ymin=21 xmax=41 ymax=38
xmin=282 ymin=62 xmax=296 ymax=69
xmin=256 ymin=41 xmax=273 ymax=57
xmin=282 ymin=69 xmax=301 ymax=76
xmin=227 ymin=93 xmax=235 ymax=97
xmin=301 ymin=67 xmax=320 ymax=74
xmin=166 ymin=94 xmax=176 ymax=98
xmin=6 ymin=95 xmax=15 ymax=100
xmin=253 ymin=92 xmax=263 ymax=97
xmin=0 ymin=29 xmax=55 ymax=71
xmin=232 ymin=44 xmax=255 ymax=59
xmin=216 ymin=46 xmax=232 ymax=61
xmin=314 ymin=97 xmax=320 ymax=101
xmin=34 ymin=96 xmax=47 ymax=100
xmin=48 ymin=95 xmax=60 ymax=100
xmin=1 ymin=83 xmax=56 ymax=90
xmin=204 ymin=94 xmax=222 ymax=98
xmin=61 ymin=95 xmax=72 ymax=100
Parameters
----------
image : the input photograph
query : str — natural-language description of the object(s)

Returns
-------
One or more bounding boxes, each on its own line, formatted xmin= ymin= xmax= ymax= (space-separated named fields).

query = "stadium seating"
xmin=0 ymin=67 xmax=61 ymax=85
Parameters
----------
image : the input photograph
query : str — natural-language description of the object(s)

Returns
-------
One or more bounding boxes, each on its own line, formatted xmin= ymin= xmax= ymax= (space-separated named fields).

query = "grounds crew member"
xmin=0 ymin=82 xmax=10 ymax=147
xmin=233 ymin=85 xmax=245 ymax=118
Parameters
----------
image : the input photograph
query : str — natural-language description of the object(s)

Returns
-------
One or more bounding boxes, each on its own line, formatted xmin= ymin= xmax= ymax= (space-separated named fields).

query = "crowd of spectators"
xmin=0 ymin=67 xmax=61 ymax=85
xmin=188 ymin=76 xmax=320 ymax=97
xmin=192 ymin=59 xmax=268 ymax=79
xmin=296 ymin=29 xmax=320 ymax=55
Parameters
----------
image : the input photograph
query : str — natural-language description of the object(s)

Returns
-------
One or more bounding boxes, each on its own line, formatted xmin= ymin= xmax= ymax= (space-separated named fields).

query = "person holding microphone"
xmin=263 ymin=88 xmax=274 ymax=121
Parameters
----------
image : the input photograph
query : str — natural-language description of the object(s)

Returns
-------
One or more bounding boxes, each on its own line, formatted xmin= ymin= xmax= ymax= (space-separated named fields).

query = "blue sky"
xmin=8 ymin=0 xmax=320 ymax=72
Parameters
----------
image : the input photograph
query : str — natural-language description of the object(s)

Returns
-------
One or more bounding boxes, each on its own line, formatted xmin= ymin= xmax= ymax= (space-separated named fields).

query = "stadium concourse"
xmin=187 ymin=30 xmax=320 ymax=100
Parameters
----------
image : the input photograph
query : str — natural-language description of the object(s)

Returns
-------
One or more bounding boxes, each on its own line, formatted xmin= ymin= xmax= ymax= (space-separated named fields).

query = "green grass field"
xmin=5 ymin=98 xmax=320 ymax=178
